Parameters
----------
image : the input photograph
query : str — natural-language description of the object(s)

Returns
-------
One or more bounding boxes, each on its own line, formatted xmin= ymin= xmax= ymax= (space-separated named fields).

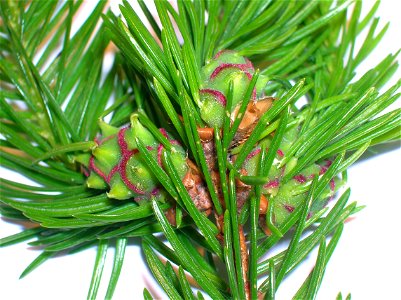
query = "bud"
xmin=98 ymin=119 xmax=119 ymax=137
xmin=87 ymin=172 xmax=107 ymax=189
xmin=107 ymin=176 xmax=134 ymax=200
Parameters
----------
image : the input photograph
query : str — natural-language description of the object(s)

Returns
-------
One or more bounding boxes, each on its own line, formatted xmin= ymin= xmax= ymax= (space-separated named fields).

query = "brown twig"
xmin=239 ymin=225 xmax=250 ymax=300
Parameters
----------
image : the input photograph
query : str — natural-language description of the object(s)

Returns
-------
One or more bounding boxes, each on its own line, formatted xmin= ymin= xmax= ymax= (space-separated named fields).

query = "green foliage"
xmin=0 ymin=1 xmax=400 ymax=299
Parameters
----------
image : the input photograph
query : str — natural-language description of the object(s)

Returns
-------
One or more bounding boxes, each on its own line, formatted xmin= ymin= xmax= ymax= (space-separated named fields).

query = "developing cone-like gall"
xmin=86 ymin=116 xmax=188 ymax=202
xmin=199 ymin=50 xmax=270 ymax=128
xmin=238 ymin=125 xmax=342 ymax=226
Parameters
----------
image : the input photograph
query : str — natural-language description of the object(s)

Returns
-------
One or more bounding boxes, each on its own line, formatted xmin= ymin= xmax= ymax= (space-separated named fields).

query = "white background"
xmin=1 ymin=1 xmax=400 ymax=299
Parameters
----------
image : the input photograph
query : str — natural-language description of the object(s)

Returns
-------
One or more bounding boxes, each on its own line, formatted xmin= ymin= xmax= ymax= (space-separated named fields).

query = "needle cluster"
xmin=0 ymin=1 xmax=400 ymax=299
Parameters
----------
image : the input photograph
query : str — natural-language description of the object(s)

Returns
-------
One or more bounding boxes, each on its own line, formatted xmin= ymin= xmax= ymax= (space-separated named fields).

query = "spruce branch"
xmin=1 ymin=1 xmax=400 ymax=299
